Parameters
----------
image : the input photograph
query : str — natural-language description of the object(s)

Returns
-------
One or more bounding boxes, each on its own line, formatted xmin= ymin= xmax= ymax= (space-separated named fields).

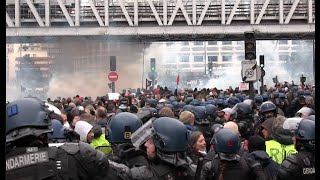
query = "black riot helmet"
xmin=205 ymin=104 xmax=217 ymax=116
xmin=295 ymin=119 xmax=315 ymax=151
xmin=6 ymin=98 xmax=53 ymax=143
xmin=226 ymin=97 xmax=241 ymax=108
xmin=107 ymin=112 xmax=143 ymax=143
xmin=131 ymin=117 xmax=188 ymax=153
xmin=192 ymin=106 xmax=208 ymax=125
xmin=233 ymin=102 xmax=252 ymax=116
xmin=185 ymin=96 xmax=194 ymax=105
xmin=260 ymin=101 xmax=277 ymax=118
xmin=214 ymin=128 xmax=241 ymax=156
xmin=147 ymin=98 xmax=158 ymax=108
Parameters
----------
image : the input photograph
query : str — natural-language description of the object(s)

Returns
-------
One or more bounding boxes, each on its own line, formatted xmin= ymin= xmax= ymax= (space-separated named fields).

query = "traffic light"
xmin=244 ymin=32 xmax=256 ymax=60
xmin=150 ymin=58 xmax=156 ymax=71
xmin=110 ymin=56 xmax=116 ymax=71
xmin=208 ymin=62 xmax=213 ymax=70
xmin=259 ymin=55 xmax=265 ymax=68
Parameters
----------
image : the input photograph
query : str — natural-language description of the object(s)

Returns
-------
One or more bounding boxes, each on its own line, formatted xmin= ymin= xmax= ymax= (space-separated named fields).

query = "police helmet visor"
xmin=131 ymin=119 xmax=155 ymax=148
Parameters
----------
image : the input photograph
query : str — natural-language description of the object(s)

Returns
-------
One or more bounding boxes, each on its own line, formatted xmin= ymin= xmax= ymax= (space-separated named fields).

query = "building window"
xmin=182 ymin=42 xmax=189 ymax=46
xmin=222 ymin=55 xmax=232 ymax=61
xmin=179 ymin=64 xmax=190 ymax=68
xmin=208 ymin=41 xmax=218 ymax=45
xmin=222 ymin=41 xmax=232 ymax=45
xmin=194 ymin=42 xmax=204 ymax=46
xmin=208 ymin=56 xmax=218 ymax=62
xmin=194 ymin=56 xmax=204 ymax=62
xmin=180 ymin=55 xmax=189 ymax=63
xmin=278 ymin=40 xmax=288 ymax=44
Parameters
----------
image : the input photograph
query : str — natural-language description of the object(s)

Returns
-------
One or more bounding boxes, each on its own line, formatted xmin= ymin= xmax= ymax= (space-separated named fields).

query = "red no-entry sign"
xmin=108 ymin=71 xmax=118 ymax=82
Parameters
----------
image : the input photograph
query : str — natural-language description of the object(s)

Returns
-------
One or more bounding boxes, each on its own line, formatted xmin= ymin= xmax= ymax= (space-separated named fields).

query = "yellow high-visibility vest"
xmin=265 ymin=139 xmax=297 ymax=164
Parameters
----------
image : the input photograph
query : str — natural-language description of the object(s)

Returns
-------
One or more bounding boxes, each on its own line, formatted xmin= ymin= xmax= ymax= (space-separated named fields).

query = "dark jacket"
xmin=249 ymin=150 xmax=280 ymax=180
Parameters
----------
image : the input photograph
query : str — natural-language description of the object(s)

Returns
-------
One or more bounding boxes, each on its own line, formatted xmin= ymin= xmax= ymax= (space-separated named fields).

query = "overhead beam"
xmin=226 ymin=0 xmax=241 ymax=25
xmin=255 ymin=0 xmax=271 ymax=24
xmin=168 ymin=0 xmax=192 ymax=25
xmin=117 ymin=0 xmax=133 ymax=26
xmin=25 ymin=0 xmax=45 ymax=26
xmin=197 ymin=1 xmax=211 ymax=25
xmin=7 ymin=24 xmax=315 ymax=37
xmin=279 ymin=0 xmax=284 ymax=24
xmin=15 ymin=0 xmax=20 ymax=27
xmin=75 ymin=0 xmax=80 ymax=26
xmin=285 ymin=0 xmax=300 ymax=24
xmin=308 ymin=0 xmax=313 ymax=23
xmin=146 ymin=0 xmax=163 ymax=25
xmin=45 ymin=0 xmax=50 ymax=26
xmin=88 ymin=0 xmax=104 ymax=26
xmin=6 ymin=12 xmax=15 ymax=27
xmin=56 ymin=0 xmax=74 ymax=26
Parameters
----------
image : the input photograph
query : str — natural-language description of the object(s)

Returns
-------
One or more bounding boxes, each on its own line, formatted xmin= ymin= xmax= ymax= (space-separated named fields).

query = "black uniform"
xmin=277 ymin=150 xmax=315 ymax=180
xmin=200 ymin=154 xmax=266 ymax=180
xmin=6 ymin=142 xmax=120 ymax=180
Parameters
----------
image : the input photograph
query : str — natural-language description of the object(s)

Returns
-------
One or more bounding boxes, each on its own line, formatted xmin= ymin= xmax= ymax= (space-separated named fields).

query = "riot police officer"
xmin=277 ymin=119 xmax=315 ymax=180
xmin=130 ymin=117 xmax=196 ymax=179
xmin=193 ymin=106 xmax=212 ymax=151
xmin=200 ymin=128 xmax=267 ymax=180
xmin=254 ymin=101 xmax=278 ymax=135
xmin=106 ymin=112 xmax=148 ymax=168
xmin=5 ymin=97 xmax=121 ymax=180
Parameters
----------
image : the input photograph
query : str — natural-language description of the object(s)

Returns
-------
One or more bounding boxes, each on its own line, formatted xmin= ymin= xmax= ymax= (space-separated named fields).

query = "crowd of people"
xmin=6 ymin=81 xmax=315 ymax=180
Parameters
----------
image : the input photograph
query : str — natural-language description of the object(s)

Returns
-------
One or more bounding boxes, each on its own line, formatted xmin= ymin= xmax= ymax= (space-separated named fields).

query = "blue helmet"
xmin=205 ymin=104 xmax=217 ymax=115
xmin=214 ymin=128 xmax=241 ymax=154
xmin=190 ymin=99 xmax=200 ymax=106
xmin=296 ymin=119 xmax=315 ymax=150
xmin=185 ymin=96 xmax=194 ymax=104
xmin=192 ymin=106 xmax=207 ymax=120
xmin=235 ymin=93 xmax=244 ymax=102
xmin=169 ymin=96 xmax=176 ymax=103
xmin=156 ymin=104 xmax=164 ymax=111
xmin=207 ymin=99 xmax=216 ymax=105
xmin=171 ymin=101 xmax=180 ymax=111
xmin=6 ymin=97 xmax=53 ymax=143
xmin=147 ymin=98 xmax=158 ymax=108
xmin=260 ymin=101 xmax=277 ymax=114
xmin=216 ymin=99 xmax=226 ymax=108
xmin=272 ymin=91 xmax=279 ymax=98
xmin=178 ymin=102 xmax=186 ymax=109
xmin=279 ymin=93 xmax=286 ymax=98
xmin=303 ymin=90 xmax=311 ymax=96
xmin=226 ymin=97 xmax=241 ymax=108
xmin=297 ymin=90 xmax=304 ymax=96
xmin=153 ymin=117 xmax=188 ymax=152
xmin=207 ymin=97 xmax=214 ymax=101
xmin=48 ymin=119 xmax=66 ymax=139
xmin=233 ymin=102 xmax=252 ymax=115
xmin=164 ymin=103 xmax=174 ymax=110
xmin=108 ymin=112 xmax=143 ymax=143
xmin=180 ymin=104 xmax=195 ymax=113
xmin=217 ymin=94 xmax=225 ymax=100
xmin=262 ymin=93 xmax=269 ymax=102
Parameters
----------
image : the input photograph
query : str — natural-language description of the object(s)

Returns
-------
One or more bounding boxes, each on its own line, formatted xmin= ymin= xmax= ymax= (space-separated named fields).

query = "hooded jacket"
xmin=74 ymin=121 xmax=93 ymax=143
xmin=265 ymin=116 xmax=297 ymax=164
xmin=90 ymin=133 xmax=112 ymax=155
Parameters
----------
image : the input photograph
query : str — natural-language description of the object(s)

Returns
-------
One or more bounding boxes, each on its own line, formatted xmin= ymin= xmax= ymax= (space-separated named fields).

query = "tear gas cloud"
xmin=6 ymin=40 xmax=314 ymax=101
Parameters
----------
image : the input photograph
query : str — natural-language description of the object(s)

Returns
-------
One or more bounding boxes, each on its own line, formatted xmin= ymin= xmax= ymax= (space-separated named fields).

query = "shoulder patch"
xmin=6 ymin=151 xmax=49 ymax=171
